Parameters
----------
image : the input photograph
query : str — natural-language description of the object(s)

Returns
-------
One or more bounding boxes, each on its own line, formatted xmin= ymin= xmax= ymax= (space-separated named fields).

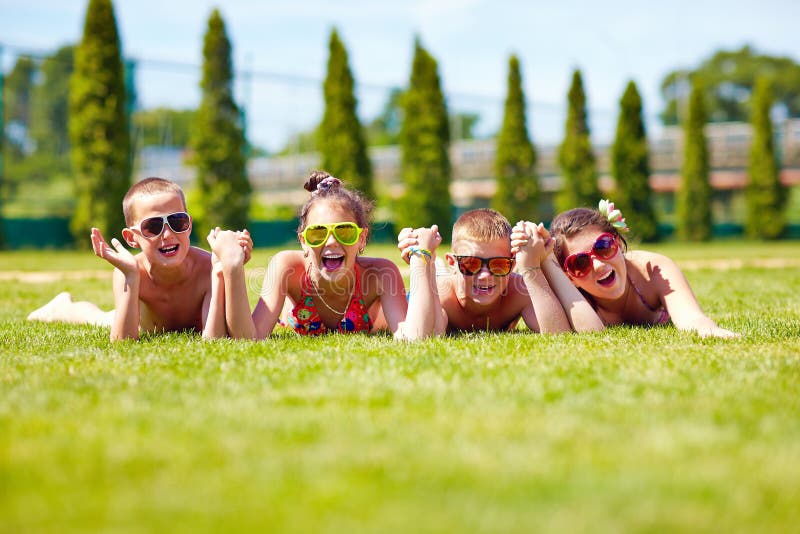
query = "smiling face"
xmin=447 ymin=237 xmax=513 ymax=308
xmin=299 ymin=200 xmax=367 ymax=284
xmin=560 ymin=225 xmax=627 ymax=300
xmin=121 ymin=191 xmax=191 ymax=268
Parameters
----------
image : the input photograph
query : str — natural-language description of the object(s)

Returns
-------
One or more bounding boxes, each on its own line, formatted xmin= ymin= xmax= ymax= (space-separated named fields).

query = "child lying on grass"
xmin=27 ymin=177 xmax=251 ymax=341
xmin=548 ymin=199 xmax=739 ymax=338
xmin=397 ymin=208 xmax=600 ymax=334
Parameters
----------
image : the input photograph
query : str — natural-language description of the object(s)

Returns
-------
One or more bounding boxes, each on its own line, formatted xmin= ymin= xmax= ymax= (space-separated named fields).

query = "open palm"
xmin=91 ymin=228 xmax=138 ymax=275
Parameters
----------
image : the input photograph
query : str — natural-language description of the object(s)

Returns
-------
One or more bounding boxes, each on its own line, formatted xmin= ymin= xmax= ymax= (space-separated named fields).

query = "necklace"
xmin=313 ymin=285 xmax=353 ymax=316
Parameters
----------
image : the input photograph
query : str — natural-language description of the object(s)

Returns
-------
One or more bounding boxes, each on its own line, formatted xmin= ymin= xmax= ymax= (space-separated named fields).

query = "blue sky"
xmin=2 ymin=0 xmax=799 ymax=151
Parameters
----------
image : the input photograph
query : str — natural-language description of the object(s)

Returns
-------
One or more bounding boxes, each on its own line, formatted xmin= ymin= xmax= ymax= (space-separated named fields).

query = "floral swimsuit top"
xmin=286 ymin=265 xmax=373 ymax=335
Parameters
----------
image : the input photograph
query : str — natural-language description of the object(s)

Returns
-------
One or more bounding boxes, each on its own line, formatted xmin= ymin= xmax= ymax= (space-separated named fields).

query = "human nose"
xmin=476 ymin=263 xmax=492 ymax=278
xmin=325 ymin=228 xmax=338 ymax=247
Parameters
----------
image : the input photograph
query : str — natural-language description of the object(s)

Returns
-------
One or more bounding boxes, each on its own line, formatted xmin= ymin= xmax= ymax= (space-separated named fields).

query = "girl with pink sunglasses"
xmin=544 ymin=200 xmax=739 ymax=338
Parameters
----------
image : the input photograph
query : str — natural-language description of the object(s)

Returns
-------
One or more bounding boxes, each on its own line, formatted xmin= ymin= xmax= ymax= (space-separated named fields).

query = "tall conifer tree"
xmin=191 ymin=9 xmax=250 ymax=237
xmin=676 ymin=81 xmax=712 ymax=241
xmin=492 ymin=55 xmax=539 ymax=223
xmin=318 ymin=28 xmax=373 ymax=199
xmin=557 ymin=69 xmax=599 ymax=212
xmin=398 ymin=38 xmax=451 ymax=240
xmin=69 ymin=0 xmax=130 ymax=246
xmin=746 ymin=77 xmax=786 ymax=239
xmin=611 ymin=81 xmax=658 ymax=242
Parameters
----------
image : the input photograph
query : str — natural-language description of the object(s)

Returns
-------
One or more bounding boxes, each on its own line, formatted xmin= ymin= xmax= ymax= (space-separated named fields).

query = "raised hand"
xmin=207 ymin=227 xmax=246 ymax=267
xmin=91 ymin=228 xmax=138 ymax=276
xmin=397 ymin=227 xmax=418 ymax=264
xmin=238 ymin=229 xmax=253 ymax=265
xmin=510 ymin=221 xmax=549 ymax=270
xmin=414 ymin=225 xmax=442 ymax=253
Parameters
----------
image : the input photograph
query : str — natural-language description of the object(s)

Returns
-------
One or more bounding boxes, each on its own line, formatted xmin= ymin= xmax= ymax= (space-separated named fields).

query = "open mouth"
xmin=159 ymin=244 xmax=179 ymax=257
xmin=472 ymin=283 xmax=495 ymax=295
xmin=322 ymin=254 xmax=345 ymax=271
xmin=597 ymin=270 xmax=616 ymax=287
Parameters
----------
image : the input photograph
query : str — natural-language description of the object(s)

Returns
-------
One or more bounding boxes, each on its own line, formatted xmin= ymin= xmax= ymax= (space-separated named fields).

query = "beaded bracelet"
xmin=408 ymin=246 xmax=433 ymax=264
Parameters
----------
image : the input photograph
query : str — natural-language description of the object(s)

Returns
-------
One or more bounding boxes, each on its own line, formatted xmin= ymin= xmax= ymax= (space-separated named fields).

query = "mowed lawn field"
xmin=2 ymin=241 xmax=799 ymax=533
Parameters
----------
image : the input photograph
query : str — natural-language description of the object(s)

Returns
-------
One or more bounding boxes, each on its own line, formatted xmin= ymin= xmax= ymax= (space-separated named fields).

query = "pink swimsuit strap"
xmin=627 ymin=274 xmax=670 ymax=325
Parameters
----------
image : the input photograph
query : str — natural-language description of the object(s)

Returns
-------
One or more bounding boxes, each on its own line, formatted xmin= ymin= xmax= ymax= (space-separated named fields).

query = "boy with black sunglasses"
xmin=27 ymin=177 xmax=251 ymax=340
xmin=399 ymin=208 xmax=578 ymax=334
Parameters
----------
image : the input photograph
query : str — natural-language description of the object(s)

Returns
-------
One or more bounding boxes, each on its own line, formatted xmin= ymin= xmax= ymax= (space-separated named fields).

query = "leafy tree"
xmin=557 ymin=69 xmax=599 ymax=213
xmin=69 ymin=0 xmax=130 ymax=246
xmin=611 ymin=80 xmax=658 ymax=242
xmin=132 ymin=108 xmax=196 ymax=147
xmin=450 ymin=112 xmax=480 ymax=141
xmin=32 ymin=45 xmax=75 ymax=157
xmin=675 ymin=81 xmax=712 ymax=241
xmin=492 ymin=54 xmax=538 ymax=223
xmin=746 ymin=77 xmax=786 ymax=239
xmin=318 ymin=28 xmax=373 ymax=199
xmin=660 ymin=45 xmax=800 ymax=124
xmin=397 ymin=38 xmax=451 ymax=240
xmin=366 ymin=88 xmax=404 ymax=146
xmin=4 ymin=56 xmax=36 ymax=153
xmin=190 ymin=9 xmax=250 ymax=236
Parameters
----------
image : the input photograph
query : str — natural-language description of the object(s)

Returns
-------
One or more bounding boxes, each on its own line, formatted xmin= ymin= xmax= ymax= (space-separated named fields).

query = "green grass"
xmin=1 ymin=242 xmax=800 ymax=533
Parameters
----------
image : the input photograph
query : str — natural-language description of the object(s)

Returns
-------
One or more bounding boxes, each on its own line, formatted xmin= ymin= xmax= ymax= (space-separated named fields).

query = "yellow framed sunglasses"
xmin=301 ymin=222 xmax=364 ymax=247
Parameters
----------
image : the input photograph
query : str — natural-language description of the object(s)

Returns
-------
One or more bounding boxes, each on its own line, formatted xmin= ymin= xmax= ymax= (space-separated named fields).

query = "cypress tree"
xmin=556 ymin=69 xmax=599 ymax=212
xmin=676 ymin=81 xmax=712 ymax=241
xmin=611 ymin=80 xmax=658 ymax=242
xmin=745 ymin=77 xmax=786 ymax=239
xmin=492 ymin=54 xmax=539 ymax=223
xmin=318 ymin=28 xmax=373 ymax=199
xmin=398 ymin=38 xmax=451 ymax=240
xmin=191 ymin=9 xmax=250 ymax=237
xmin=33 ymin=46 xmax=75 ymax=157
xmin=69 ymin=0 xmax=130 ymax=246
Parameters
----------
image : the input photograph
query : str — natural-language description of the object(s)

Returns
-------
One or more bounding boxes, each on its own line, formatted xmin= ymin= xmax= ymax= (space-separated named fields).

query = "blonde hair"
xmin=452 ymin=208 xmax=512 ymax=247
xmin=122 ymin=177 xmax=186 ymax=226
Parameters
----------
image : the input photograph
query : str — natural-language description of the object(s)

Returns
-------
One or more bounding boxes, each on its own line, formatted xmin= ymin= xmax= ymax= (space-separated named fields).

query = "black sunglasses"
xmin=131 ymin=212 xmax=191 ymax=238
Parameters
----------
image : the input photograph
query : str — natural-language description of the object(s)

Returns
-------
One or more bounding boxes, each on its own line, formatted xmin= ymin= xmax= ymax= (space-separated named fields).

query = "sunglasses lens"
xmin=488 ymin=258 xmax=514 ymax=276
xmin=167 ymin=213 xmax=191 ymax=233
xmin=457 ymin=256 xmax=482 ymax=276
xmin=304 ymin=225 xmax=329 ymax=247
xmin=140 ymin=217 xmax=165 ymax=238
xmin=593 ymin=234 xmax=617 ymax=259
xmin=566 ymin=253 xmax=592 ymax=277
xmin=333 ymin=224 xmax=359 ymax=245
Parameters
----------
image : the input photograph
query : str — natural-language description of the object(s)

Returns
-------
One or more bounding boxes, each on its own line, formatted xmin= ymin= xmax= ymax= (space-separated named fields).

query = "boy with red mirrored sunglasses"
xmin=27 ymin=177 xmax=251 ymax=341
xmin=399 ymin=208 xmax=581 ymax=334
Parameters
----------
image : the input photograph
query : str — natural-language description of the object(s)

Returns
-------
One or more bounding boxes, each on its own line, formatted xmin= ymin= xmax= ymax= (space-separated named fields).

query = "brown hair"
xmin=122 ymin=177 xmax=186 ymax=226
xmin=451 ymin=208 xmax=512 ymax=248
xmin=550 ymin=207 xmax=628 ymax=267
xmin=297 ymin=170 xmax=374 ymax=233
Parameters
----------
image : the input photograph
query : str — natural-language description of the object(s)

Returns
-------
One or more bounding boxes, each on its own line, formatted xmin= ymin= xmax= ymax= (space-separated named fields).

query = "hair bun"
xmin=304 ymin=170 xmax=342 ymax=194
xmin=304 ymin=170 xmax=331 ymax=192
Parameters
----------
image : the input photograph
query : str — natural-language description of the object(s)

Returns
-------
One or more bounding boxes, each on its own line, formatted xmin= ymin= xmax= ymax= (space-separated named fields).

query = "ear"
xmin=445 ymin=253 xmax=457 ymax=267
xmin=121 ymin=228 xmax=138 ymax=248
xmin=358 ymin=227 xmax=369 ymax=249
